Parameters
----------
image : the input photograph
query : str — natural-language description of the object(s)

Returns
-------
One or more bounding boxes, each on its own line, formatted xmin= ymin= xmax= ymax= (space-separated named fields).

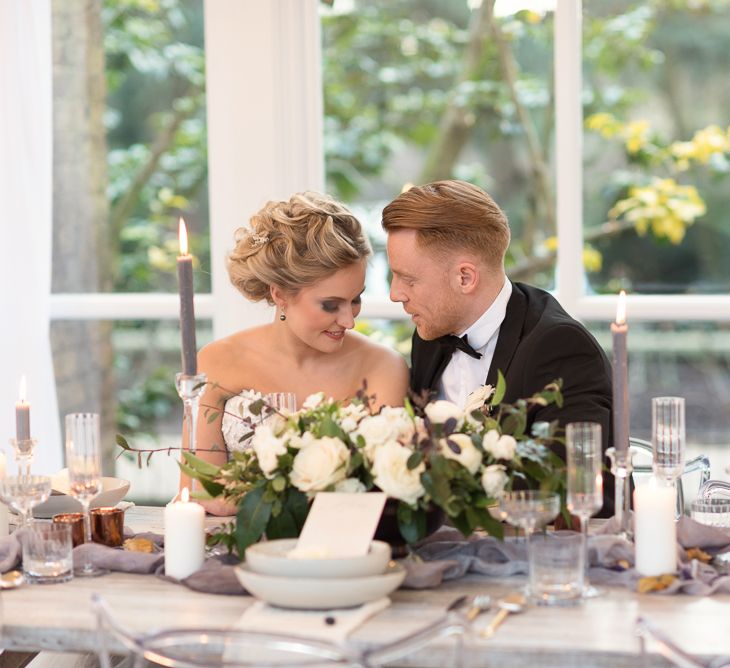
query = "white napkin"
xmin=235 ymin=597 xmax=391 ymax=644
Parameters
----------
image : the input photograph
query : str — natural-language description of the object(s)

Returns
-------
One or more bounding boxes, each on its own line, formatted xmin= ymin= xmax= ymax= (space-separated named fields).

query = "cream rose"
xmin=354 ymin=407 xmax=416 ymax=462
xmin=290 ymin=436 xmax=350 ymax=493
xmin=334 ymin=477 xmax=367 ymax=494
xmin=481 ymin=464 xmax=509 ymax=498
xmin=302 ymin=392 xmax=327 ymax=410
xmin=464 ymin=384 xmax=494 ymax=415
xmin=482 ymin=430 xmax=517 ymax=461
xmin=340 ymin=402 xmax=370 ymax=433
xmin=424 ymin=400 xmax=463 ymax=426
xmin=439 ymin=433 xmax=482 ymax=474
xmin=371 ymin=441 xmax=425 ymax=506
xmin=251 ymin=424 xmax=288 ymax=478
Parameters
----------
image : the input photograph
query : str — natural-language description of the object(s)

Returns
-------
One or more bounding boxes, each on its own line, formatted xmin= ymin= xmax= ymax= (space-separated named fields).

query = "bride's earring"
xmin=279 ymin=312 xmax=286 ymax=321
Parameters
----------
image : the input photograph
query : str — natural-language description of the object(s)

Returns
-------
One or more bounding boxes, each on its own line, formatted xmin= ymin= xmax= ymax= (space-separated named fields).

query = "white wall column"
xmin=204 ymin=0 xmax=324 ymax=339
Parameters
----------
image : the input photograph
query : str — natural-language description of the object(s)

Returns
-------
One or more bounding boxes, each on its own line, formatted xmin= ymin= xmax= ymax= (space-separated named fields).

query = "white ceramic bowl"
xmin=245 ymin=539 xmax=392 ymax=578
xmin=33 ymin=469 xmax=130 ymax=518
xmin=235 ymin=562 xmax=405 ymax=609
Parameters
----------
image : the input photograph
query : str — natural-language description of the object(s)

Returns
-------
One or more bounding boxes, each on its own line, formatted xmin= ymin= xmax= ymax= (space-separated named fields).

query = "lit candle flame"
xmin=18 ymin=375 xmax=27 ymax=404
xmin=181 ymin=487 xmax=190 ymax=503
xmin=178 ymin=218 xmax=189 ymax=256
xmin=616 ymin=290 xmax=627 ymax=325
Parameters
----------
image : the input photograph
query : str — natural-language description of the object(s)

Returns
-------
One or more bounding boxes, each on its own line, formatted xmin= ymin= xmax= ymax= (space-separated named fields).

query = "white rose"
xmin=340 ymin=402 xmax=370 ymax=433
xmin=481 ymin=464 xmax=508 ymax=499
xmin=251 ymin=424 xmax=288 ymax=478
xmin=302 ymin=392 xmax=326 ymax=410
xmin=464 ymin=384 xmax=494 ymax=415
xmin=424 ymin=400 xmax=463 ymax=426
xmin=290 ymin=436 xmax=350 ymax=493
xmin=439 ymin=433 xmax=482 ymax=475
xmin=371 ymin=441 xmax=425 ymax=506
xmin=354 ymin=407 xmax=416 ymax=462
xmin=288 ymin=430 xmax=316 ymax=450
xmin=334 ymin=477 xmax=367 ymax=494
xmin=482 ymin=430 xmax=517 ymax=461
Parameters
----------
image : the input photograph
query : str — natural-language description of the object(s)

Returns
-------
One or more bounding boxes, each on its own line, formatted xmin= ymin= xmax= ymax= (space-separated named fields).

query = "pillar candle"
xmin=611 ymin=291 xmax=629 ymax=454
xmin=634 ymin=477 xmax=677 ymax=576
xmin=0 ymin=452 xmax=8 ymax=537
xmin=15 ymin=375 xmax=30 ymax=441
xmin=177 ymin=218 xmax=198 ymax=376
xmin=164 ymin=487 xmax=205 ymax=579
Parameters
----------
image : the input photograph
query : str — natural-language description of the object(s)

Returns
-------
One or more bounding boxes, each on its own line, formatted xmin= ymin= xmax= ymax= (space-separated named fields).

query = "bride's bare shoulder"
xmin=198 ymin=325 xmax=272 ymax=373
xmin=346 ymin=330 xmax=404 ymax=365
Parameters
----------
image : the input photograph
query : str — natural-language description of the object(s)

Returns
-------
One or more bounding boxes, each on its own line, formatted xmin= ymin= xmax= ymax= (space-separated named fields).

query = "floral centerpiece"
xmin=180 ymin=373 xmax=566 ymax=557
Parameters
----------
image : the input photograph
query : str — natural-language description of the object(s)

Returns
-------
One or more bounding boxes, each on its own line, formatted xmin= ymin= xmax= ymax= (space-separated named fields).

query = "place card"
xmin=293 ymin=492 xmax=387 ymax=559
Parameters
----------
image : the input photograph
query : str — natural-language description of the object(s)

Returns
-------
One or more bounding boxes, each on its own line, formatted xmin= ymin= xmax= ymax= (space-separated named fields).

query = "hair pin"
xmin=250 ymin=232 xmax=269 ymax=247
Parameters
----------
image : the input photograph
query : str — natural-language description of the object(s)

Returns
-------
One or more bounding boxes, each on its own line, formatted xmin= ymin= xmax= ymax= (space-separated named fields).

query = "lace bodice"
xmin=220 ymin=389 xmax=266 ymax=453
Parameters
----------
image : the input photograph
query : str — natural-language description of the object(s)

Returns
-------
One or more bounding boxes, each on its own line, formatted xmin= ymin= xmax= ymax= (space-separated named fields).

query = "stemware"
xmin=497 ymin=490 xmax=560 ymax=599
xmin=566 ymin=422 xmax=604 ymax=598
xmin=266 ymin=392 xmax=297 ymax=415
xmin=0 ymin=475 xmax=51 ymax=528
xmin=652 ymin=397 xmax=685 ymax=483
xmin=65 ymin=413 xmax=107 ymax=577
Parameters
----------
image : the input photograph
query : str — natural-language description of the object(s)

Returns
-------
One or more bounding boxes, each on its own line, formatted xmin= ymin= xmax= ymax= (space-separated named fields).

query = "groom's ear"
xmin=455 ymin=262 xmax=479 ymax=294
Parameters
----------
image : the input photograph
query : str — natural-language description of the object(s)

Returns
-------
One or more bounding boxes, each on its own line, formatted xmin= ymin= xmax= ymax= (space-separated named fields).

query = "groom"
xmin=382 ymin=180 xmax=614 ymax=515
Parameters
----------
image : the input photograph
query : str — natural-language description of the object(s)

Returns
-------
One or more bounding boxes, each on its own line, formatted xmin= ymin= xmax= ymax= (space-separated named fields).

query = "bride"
xmin=186 ymin=191 xmax=409 ymax=514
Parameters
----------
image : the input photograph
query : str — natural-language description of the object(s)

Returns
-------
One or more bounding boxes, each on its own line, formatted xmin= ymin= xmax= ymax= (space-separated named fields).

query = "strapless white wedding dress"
xmin=220 ymin=389 xmax=266 ymax=454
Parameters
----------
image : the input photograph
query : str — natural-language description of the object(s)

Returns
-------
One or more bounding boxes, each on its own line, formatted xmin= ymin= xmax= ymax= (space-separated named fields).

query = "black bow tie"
xmin=437 ymin=334 xmax=482 ymax=360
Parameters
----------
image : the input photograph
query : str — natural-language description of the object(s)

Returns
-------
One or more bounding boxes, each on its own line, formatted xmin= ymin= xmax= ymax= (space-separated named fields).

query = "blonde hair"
xmin=228 ymin=192 xmax=371 ymax=303
xmin=381 ymin=180 xmax=510 ymax=269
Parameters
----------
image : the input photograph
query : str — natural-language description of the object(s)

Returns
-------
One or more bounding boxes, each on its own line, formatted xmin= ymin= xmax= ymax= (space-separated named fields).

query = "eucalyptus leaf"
xmin=235 ymin=486 xmax=272 ymax=555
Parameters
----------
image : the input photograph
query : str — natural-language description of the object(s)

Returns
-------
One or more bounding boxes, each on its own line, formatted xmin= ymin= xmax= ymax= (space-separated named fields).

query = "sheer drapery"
xmin=0 ymin=0 xmax=61 ymax=473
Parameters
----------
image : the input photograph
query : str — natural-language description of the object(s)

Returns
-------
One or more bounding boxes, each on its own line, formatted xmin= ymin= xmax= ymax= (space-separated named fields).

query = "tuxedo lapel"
xmin=486 ymin=285 xmax=527 ymax=387
xmin=410 ymin=334 xmax=451 ymax=394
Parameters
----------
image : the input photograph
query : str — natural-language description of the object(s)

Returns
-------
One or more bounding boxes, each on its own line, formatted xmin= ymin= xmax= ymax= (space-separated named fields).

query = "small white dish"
xmin=235 ymin=562 xmax=405 ymax=610
xmin=245 ymin=539 xmax=391 ymax=578
xmin=33 ymin=469 xmax=130 ymax=518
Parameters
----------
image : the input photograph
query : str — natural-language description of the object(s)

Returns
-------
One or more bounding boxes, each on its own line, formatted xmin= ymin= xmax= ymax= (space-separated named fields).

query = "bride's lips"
xmin=324 ymin=330 xmax=345 ymax=341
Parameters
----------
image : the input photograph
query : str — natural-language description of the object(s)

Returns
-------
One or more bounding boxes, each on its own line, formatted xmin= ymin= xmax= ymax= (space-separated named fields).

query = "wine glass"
xmin=0 ymin=476 xmax=51 ymax=528
xmin=266 ymin=392 xmax=297 ymax=415
xmin=65 ymin=413 xmax=107 ymax=577
xmin=566 ymin=422 xmax=603 ymax=598
xmin=497 ymin=490 xmax=560 ymax=598
xmin=652 ymin=397 xmax=685 ymax=483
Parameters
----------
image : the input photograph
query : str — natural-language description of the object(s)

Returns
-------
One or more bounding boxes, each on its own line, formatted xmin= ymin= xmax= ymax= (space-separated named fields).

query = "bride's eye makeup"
xmin=321 ymin=294 xmax=362 ymax=313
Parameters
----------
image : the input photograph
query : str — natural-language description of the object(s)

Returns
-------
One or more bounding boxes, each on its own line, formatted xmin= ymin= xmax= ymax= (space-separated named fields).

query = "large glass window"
xmin=582 ymin=1 xmax=730 ymax=295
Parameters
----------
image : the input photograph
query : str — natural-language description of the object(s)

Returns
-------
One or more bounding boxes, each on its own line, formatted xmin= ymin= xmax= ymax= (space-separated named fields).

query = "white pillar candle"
xmin=634 ymin=477 xmax=677 ymax=576
xmin=164 ymin=487 xmax=205 ymax=579
xmin=0 ymin=451 xmax=8 ymax=537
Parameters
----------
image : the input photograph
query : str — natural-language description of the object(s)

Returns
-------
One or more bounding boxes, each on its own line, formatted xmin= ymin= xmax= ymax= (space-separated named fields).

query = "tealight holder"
xmin=606 ymin=447 xmax=634 ymax=540
xmin=9 ymin=437 xmax=37 ymax=476
xmin=175 ymin=372 xmax=207 ymax=456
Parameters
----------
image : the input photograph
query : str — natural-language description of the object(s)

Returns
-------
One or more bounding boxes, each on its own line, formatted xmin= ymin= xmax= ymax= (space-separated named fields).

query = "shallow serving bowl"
xmin=236 ymin=561 xmax=405 ymax=609
xmin=33 ymin=469 xmax=130 ymax=518
xmin=245 ymin=538 xmax=391 ymax=578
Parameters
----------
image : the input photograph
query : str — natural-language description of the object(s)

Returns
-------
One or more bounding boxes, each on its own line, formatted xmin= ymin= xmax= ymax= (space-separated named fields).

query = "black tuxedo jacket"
xmin=410 ymin=282 xmax=615 ymax=515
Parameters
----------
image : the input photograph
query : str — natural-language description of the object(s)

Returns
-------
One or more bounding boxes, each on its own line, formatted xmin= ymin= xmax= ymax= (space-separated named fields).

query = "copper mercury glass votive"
xmin=52 ymin=513 xmax=85 ymax=547
xmin=91 ymin=507 xmax=125 ymax=547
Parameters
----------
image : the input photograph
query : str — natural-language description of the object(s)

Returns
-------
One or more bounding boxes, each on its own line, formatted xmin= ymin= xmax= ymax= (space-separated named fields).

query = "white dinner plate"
xmin=235 ymin=562 xmax=406 ymax=609
xmin=245 ymin=539 xmax=392 ymax=578
xmin=33 ymin=469 xmax=130 ymax=518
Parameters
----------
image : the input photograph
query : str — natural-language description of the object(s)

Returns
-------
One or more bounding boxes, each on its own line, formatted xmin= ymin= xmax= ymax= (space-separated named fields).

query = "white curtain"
xmin=0 ymin=0 xmax=61 ymax=474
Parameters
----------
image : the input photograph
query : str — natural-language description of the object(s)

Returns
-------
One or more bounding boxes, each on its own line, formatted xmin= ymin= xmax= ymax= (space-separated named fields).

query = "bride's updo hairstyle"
xmin=228 ymin=192 xmax=371 ymax=304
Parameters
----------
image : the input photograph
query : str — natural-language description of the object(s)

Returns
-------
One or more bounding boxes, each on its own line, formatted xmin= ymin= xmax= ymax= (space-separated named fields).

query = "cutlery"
xmin=446 ymin=595 xmax=468 ymax=612
xmin=465 ymin=594 xmax=492 ymax=622
xmin=481 ymin=592 xmax=526 ymax=639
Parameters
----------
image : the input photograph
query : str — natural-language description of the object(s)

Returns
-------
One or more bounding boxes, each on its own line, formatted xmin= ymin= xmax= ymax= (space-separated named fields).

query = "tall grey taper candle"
xmin=177 ymin=219 xmax=198 ymax=376
xmin=611 ymin=292 xmax=629 ymax=454
xmin=15 ymin=375 xmax=30 ymax=441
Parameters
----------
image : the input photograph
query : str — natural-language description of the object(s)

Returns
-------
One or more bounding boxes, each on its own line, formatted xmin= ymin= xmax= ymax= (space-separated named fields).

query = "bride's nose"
xmin=337 ymin=306 xmax=356 ymax=330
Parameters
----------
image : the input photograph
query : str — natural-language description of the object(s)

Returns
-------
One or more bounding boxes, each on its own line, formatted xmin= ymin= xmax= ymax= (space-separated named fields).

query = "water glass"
xmin=266 ymin=392 xmax=297 ymax=414
xmin=652 ymin=397 xmax=685 ymax=482
xmin=528 ymin=532 xmax=584 ymax=606
xmin=22 ymin=521 xmax=73 ymax=584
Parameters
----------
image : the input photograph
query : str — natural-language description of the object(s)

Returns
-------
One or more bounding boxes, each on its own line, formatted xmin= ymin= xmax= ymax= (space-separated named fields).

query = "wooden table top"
xmin=1 ymin=506 xmax=727 ymax=667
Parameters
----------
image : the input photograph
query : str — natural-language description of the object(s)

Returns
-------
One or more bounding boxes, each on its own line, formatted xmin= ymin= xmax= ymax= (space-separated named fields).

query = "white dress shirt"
xmin=438 ymin=278 xmax=513 ymax=408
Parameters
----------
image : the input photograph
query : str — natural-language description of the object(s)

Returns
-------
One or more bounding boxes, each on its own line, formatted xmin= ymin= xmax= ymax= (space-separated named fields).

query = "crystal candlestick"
xmin=606 ymin=447 xmax=633 ymax=540
xmin=176 ymin=372 xmax=207 ymax=457
xmin=9 ymin=438 xmax=37 ymax=476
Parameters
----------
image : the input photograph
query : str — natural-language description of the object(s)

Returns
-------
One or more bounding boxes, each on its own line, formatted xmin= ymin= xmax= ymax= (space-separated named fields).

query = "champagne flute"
xmin=65 ymin=413 xmax=107 ymax=577
xmin=566 ymin=422 xmax=604 ymax=598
